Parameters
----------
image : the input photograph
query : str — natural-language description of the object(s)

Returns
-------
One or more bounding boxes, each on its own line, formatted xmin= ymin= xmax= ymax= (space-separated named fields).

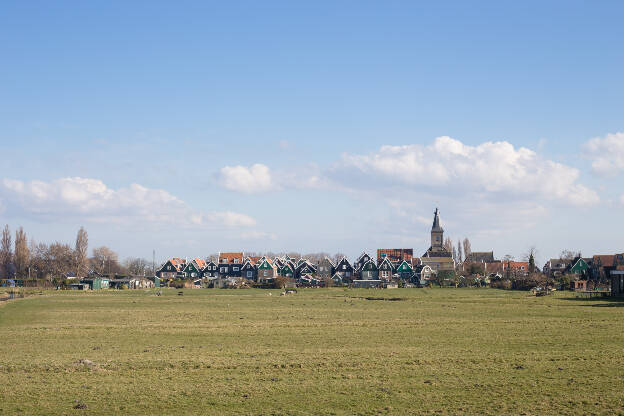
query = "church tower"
xmin=430 ymin=208 xmax=444 ymax=251
xmin=422 ymin=207 xmax=454 ymax=274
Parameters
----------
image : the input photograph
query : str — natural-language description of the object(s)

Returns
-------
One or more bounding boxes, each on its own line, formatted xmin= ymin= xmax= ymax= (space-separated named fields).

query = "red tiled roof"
xmin=194 ymin=258 xmax=206 ymax=269
xmin=508 ymin=261 xmax=529 ymax=270
xmin=593 ymin=255 xmax=615 ymax=267
xmin=219 ymin=252 xmax=244 ymax=263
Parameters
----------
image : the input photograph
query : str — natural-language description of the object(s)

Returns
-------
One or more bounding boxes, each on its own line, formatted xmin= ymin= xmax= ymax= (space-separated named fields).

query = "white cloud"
xmin=583 ymin=132 xmax=624 ymax=176
xmin=0 ymin=177 xmax=255 ymax=228
xmin=339 ymin=136 xmax=599 ymax=206
xmin=219 ymin=164 xmax=274 ymax=194
xmin=218 ymin=163 xmax=332 ymax=193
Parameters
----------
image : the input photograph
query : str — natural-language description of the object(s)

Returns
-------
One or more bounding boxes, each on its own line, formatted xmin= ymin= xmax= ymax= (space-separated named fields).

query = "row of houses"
xmin=543 ymin=254 xmax=624 ymax=280
xmin=460 ymin=251 xmax=530 ymax=277
xmin=155 ymin=209 xmax=456 ymax=286
xmin=155 ymin=251 xmax=438 ymax=286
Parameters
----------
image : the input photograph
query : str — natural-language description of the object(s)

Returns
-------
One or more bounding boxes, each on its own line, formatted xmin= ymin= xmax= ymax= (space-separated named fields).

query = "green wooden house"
xmin=360 ymin=259 xmax=378 ymax=280
xmin=569 ymin=257 xmax=590 ymax=277
xmin=182 ymin=260 xmax=204 ymax=280
xmin=396 ymin=260 xmax=414 ymax=280
xmin=279 ymin=262 xmax=295 ymax=278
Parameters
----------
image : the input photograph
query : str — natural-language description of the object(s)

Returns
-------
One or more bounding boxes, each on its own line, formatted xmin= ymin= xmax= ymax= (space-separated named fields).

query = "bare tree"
xmin=29 ymin=240 xmax=50 ymax=280
xmin=559 ymin=249 xmax=581 ymax=261
xmin=443 ymin=237 xmax=453 ymax=254
xmin=303 ymin=252 xmax=331 ymax=263
xmin=457 ymin=239 xmax=463 ymax=263
xmin=91 ymin=246 xmax=121 ymax=275
xmin=0 ymin=225 xmax=13 ymax=278
xmin=14 ymin=227 xmax=29 ymax=278
xmin=124 ymin=257 xmax=150 ymax=276
xmin=48 ymin=242 xmax=74 ymax=279
xmin=74 ymin=227 xmax=89 ymax=277
xmin=463 ymin=238 xmax=472 ymax=261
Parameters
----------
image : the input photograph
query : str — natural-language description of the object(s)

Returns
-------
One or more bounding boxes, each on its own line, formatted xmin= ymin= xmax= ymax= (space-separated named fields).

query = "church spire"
xmin=432 ymin=208 xmax=443 ymax=233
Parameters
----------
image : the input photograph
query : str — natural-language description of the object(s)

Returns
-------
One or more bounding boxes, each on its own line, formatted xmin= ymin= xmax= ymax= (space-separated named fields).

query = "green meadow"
xmin=1 ymin=288 xmax=623 ymax=415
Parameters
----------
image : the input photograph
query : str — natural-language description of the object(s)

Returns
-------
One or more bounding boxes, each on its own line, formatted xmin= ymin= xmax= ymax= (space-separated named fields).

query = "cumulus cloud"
xmin=0 ymin=177 xmax=255 ymax=228
xmin=339 ymin=136 xmax=599 ymax=206
xmin=583 ymin=132 xmax=624 ymax=176
xmin=219 ymin=163 xmax=332 ymax=193
xmin=219 ymin=164 xmax=274 ymax=194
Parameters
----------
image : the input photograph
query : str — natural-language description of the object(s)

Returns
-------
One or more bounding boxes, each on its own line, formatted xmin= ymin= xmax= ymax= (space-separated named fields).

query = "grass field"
xmin=1 ymin=288 xmax=623 ymax=415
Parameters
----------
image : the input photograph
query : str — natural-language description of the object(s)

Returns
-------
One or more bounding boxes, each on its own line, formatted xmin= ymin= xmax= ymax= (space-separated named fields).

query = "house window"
xmin=167 ymin=266 xmax=172 ymax=270
xmin=220 ymin=267 xmax=226 ymax=273
xmin=233 ymin=267 xmax=239 ymax=272
xmin=342 ymin=265 xmax=346 ymax=270
xmin=264 ymin=270 xmax=268 ymax=277
xmin=247 ymin=271 xmax=252 ymax=277
xmin=234 ymin=258 xmax=240 ymax=263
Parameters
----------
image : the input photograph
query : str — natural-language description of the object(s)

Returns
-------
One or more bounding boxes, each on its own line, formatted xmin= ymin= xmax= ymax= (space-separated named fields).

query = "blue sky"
xmin=1 ymin=1 xmax=623 ymax=266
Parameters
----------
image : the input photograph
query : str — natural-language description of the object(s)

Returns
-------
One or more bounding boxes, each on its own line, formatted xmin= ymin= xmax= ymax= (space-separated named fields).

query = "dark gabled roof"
xmin=361 ymin=259 xmax=378 ymax=271
xmin=396 ymin=260 xmax=413 ymax=272
xmin=378 ymin=257 xmax=393 ymax=270
xmin=335 ymin=257 xmax=353 ymax=268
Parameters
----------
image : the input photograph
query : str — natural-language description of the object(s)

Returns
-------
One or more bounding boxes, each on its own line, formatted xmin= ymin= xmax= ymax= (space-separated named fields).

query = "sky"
xmin=1 ymin=1 xmax=623 ymax=266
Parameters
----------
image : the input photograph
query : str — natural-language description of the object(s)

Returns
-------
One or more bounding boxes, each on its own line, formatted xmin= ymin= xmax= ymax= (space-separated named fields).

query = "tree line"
xmin=0 ymin=225 xmax=152 ymax=281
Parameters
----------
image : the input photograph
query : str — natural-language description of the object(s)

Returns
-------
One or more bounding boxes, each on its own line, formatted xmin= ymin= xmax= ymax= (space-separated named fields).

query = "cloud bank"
xmin=338 ymin=136 xmax=599 ymax=206
xmin=0 ymin=177 xmax=256 ymax=228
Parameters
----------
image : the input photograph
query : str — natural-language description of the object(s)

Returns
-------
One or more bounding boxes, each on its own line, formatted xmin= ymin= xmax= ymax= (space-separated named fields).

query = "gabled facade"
xmin=182 ymin=261 xmax=203 ymax=279
xmin=257 ymin=258 xmax=277 ymax=282
xmin=360 ymin=259 xmax=378 ymax=280
xmin=203 ymin=260 xmax=218 ymax=278
xmin=396 ymin=260 xmax=414 ymax=280
xmin=414 ymin=264 xmax=434 ymax=285
xmin=569 ymin=257 xmax=590 ymax=277
xmin=218 ymin=252 xmax=244 ymax=278
xmin=273 ymin=257 xmax=285 ymax=269
xmin=156 ymin=258 xmax=185 ymax=280
xmin=317 ymin=257 xmax=335 ymax=279
xmin=354 ymin=252 xmax=373 ymax=277
xmin=333 ymin=257 xmax=353 ymax=281
xmin=279 ymin=262 xmax=295 ymax=278
xmin=296 ymin=261 xmax=317 ymax=279
xmin=378 ymin=257 xmax=394 ymax=281
xmin=241 ymin=259 xmax=257 ymax=281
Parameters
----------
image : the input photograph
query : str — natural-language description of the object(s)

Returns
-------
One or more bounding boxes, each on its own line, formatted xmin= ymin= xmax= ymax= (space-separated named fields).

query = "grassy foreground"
xmin=1 ymin=288 xmax=623 ymax=415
